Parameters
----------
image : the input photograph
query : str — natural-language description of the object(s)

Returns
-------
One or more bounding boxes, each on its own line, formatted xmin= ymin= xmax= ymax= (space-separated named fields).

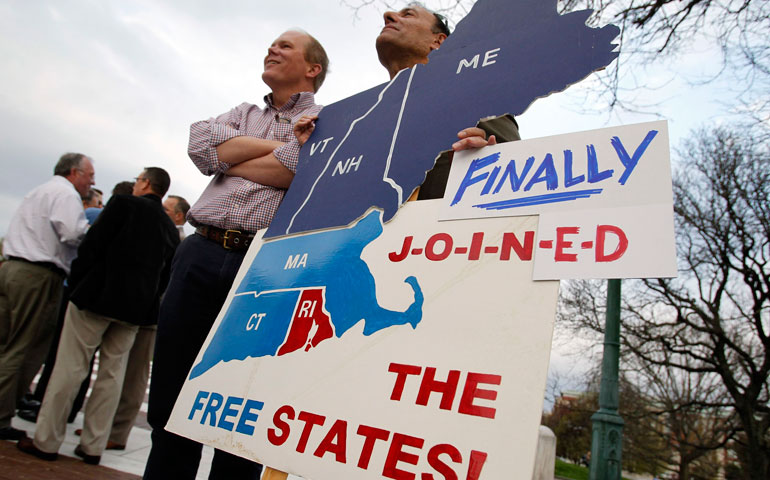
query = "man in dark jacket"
xmin=17 ymin=167 xmax=179 ymax=465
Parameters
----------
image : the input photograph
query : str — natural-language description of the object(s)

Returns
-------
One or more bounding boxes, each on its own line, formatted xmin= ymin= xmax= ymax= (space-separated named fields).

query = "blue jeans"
xmin=144 ymin=234 xmax=262 ymax=480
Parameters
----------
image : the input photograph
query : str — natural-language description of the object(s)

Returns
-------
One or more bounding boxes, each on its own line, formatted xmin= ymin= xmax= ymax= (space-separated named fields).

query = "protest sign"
xmin=440 ymin=121 xmax=677 ymax=279
xmin=167 ymin=200 xmax=559 ymax=480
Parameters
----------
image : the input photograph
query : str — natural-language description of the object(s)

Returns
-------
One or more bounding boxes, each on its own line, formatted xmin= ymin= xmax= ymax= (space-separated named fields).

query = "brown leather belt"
xmin=196 ymin=225 xmax=255 ymax=251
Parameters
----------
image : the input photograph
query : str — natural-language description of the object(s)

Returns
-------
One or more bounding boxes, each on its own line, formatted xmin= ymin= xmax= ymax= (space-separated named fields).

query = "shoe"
xmin=17 ymin=437 xmax=58 ymax=461
xmin=18 ymin=395 xmax=41 ymax=411
xmin=74 ymin=445 xmax=101 ymax=465
xmin=16 ymin=408 xmax=38 ymax=422
xmin=106 ymin=440 xmax=126 ymax=450
xmin=0 ymin=426 xmax=27 ymax=440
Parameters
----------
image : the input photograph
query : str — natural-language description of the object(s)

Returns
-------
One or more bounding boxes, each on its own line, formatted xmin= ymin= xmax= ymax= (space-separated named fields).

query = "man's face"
xmin=163 ymin=197 xmax=184 ymax=225
xmin=261 ymin=31 xmax=311 ymax=89
xmin=132 ymin=171 xmax=148 ymax=196
xmin=376 ymin=6 xmax=443 ymax=63
xmin=84 ymin=192 xmax=102 ymax=209
xmin=71 ymin=158 xmax=95 ymax=197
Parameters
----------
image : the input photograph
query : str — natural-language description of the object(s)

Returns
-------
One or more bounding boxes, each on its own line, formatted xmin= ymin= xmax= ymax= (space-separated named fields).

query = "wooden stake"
xmin=262 ymin=467 xmax=289 ymax=480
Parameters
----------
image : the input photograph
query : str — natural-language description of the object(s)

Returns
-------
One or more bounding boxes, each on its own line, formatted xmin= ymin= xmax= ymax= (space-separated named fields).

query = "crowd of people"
xmin=0 ymin=4 xmax=516 ymax=479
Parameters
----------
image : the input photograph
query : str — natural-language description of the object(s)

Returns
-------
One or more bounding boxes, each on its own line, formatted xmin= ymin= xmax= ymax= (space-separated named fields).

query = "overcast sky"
xmin=0 ymin=0 xmax=733 ymax=233
xmin=0 ymin=0 xmax=739 ymax=404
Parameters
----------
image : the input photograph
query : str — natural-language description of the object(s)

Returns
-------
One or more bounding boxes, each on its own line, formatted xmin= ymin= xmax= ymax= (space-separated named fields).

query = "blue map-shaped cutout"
xmin=265 ymin=0 xmax=619 ymax=238
xmin=189 ymin=210 xmax=424 ymax=379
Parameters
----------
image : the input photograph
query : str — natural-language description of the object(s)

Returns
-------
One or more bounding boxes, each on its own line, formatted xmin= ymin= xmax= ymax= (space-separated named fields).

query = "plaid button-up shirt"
xmin=187 ymin=92 xmax=321 ymax=233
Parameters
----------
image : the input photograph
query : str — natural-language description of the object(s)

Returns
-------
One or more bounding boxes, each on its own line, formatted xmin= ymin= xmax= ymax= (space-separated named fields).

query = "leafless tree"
xmin=625 ymin=356 xmax=735 ymax=479
xmin=561 ymin=125 xmax=770 ymax=479
xmin=558 ymin=0 xmax=769 ymax=122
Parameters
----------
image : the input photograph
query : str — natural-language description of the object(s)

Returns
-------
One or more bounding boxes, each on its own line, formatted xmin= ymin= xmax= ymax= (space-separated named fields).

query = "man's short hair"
xmin=168 ymin=195 xmax=190 ymax=216
xmin=142 ymin=167 xmax=171 ymax=197
xmin=54 ymin=153 xmax=87 ymax=177
xmin=112 ymin=181 xmax=134 ymax=196
xmin=431 ymin=11 xmax=451 ymax=36
xmin=407 ymin=2 xmax=451 ymax=36
xmin=301 ymin=32 xmax=329 ymax=92
xmin=83 ymin=188 xmax=101 ymax=203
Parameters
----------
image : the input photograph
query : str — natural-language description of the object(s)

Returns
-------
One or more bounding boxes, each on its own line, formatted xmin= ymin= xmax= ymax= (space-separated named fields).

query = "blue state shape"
xmin=189 ymin=210 xmax=424 ymax=379
xmin=265 ymin=0 xmax=620 ymax=238
xmin=188 ymin=290 xmax=300 ymax=379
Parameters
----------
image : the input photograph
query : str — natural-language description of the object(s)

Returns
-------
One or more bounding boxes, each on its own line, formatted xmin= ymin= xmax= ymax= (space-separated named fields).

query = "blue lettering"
xmin=451 ymin=152 xmax=500 ymax=206
xmin=563 ymin=149 xmax=584 ymax=187
xmin=612 ymin=130 xmax=658 ymax=185
xmin=236 ymin=399 xmax=265 ymax=435
xmin=480 ymin=165 xmax=501 ymax=196
xmin=201 ymin=392 xmax=224 ymax=426
xmin=217 ymin=396 xmax=244 ymax=431
xmin=587 ymin=144 xmax=613 ymax=183
xmin=188 ymin=391 xmax=209 ymax=420
xmin=494 ymin=156 xmax=535 ymax=194
xmin=524 ymin=153 xmax=558 ymax=191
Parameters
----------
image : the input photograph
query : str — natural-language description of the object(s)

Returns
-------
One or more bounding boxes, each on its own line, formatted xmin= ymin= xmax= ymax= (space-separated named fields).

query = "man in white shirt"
xmin=162 ymin=195 xmax=190 ymax=240
xmin=0 ymin=152 xmax=94 ymax=440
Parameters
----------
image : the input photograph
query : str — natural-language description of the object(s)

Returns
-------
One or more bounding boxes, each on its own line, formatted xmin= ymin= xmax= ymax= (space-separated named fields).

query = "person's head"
xmin=112 ymin=181 xmax=134 ymax=196
xmin=54 ymin=152 xmax=95 ymax=197
xmin=82 ymin=188 xmax=103 ymax=209
xmin=376 ymin=3 xmax=450 ymax=79
xmin=163 ymin=195 xmax=190 ymax=226
xmin=133 ymin=167 xmax=170 ymax=198
xmin=262 ymin=30 xmax=328 ymax=103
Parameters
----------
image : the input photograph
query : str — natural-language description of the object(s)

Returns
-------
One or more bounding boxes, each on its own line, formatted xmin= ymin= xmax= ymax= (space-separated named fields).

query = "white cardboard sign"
xmin=440 ymin=121 xmax=676 ymax=279
xmin=167 ymin=200 xmax=559 ymax=480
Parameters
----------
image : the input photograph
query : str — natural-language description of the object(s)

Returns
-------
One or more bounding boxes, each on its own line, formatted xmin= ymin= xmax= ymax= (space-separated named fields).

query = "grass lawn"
xmin=555 ymin=459 xmax=589 ymax=480
xmin=555 ymin=459 xmax=632 ymax=480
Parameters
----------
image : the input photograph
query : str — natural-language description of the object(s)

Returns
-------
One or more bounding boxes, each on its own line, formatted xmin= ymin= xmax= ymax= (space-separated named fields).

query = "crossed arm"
xmin=220 ymin=118 xmax=492 ymax=189
xmin=222 ymin=115 xmax=318 ymax=188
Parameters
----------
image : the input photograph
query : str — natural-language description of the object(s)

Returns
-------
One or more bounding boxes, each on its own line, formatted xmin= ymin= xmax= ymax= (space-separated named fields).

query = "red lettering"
xmin=416 ymin=367 xmax=460 ymax=411
xmin=500 ymin=231 xmax=534 ymax=261
xmin=267 ymin=405 xmax=294 ymax=446
xmin=383 ymin=433 xmax=425 ymax=480
xmin=388 ymin=363 xmax=422 ymax=401
xmin=357 ymin=424 xmax=391 ymax=470
xmin=595 ymin=225 xmax=628 ymax=262
xmin=296 ymin=411 xmax=326 ymax=453
xmin=313 ymin=419 xmax=347 ymax=464
xmin=468 ymin=232 xmax=484 ymax=260
xmin=425 ymin=233 xmax=453 ymax=261
xmin=458 ymin=373 xmax=501 ymax=419
xmin=389 ymin=236 xmax=413 ymax=262
xmin=465 ymin=450 xmax=488 ymax=480
xmin=422 ymin=444 xmax=462 ymax=480
xmin=555 ymin=227 xmax=579 ymax=262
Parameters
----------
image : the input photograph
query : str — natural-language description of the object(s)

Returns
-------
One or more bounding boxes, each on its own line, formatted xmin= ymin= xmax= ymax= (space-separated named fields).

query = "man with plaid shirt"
xmin=144 ymin=30 xmax=328 ymax=480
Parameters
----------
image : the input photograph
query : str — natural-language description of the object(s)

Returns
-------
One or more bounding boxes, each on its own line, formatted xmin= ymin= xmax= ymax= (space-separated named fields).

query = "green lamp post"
xmin=589 ymin=278 xmax=624 ymax=479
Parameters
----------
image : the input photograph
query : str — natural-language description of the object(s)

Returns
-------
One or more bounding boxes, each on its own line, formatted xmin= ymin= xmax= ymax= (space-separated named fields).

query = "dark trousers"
xmin=144 ymin=234 xmax=262 ymax=480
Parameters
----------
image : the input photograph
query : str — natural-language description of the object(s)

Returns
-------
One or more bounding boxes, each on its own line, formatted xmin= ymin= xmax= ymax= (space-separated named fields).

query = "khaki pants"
xmin=0 ymin=260 xmax=63 ymax=428
xmin=34 ymin=302 xmax=138 ymax=456
xmin=110 ymin=324 xmax=156 ymax=445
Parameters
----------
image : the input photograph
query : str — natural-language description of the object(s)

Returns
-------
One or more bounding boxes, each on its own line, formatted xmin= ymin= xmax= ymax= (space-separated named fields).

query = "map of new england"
xmin=264 ymin=0 xmax=620 ymax=238
xmin=189 ymin=210 xmax=424 ymax=379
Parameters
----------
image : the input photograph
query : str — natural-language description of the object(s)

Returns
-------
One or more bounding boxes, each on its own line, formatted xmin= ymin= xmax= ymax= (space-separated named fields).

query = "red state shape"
xmin=277 ymin=288 xmax=334 ymax=356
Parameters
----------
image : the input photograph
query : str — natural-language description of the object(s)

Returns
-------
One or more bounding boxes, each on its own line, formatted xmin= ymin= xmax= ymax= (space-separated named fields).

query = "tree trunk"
xmin=743 ymin=436 xmax=770 ymax=480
